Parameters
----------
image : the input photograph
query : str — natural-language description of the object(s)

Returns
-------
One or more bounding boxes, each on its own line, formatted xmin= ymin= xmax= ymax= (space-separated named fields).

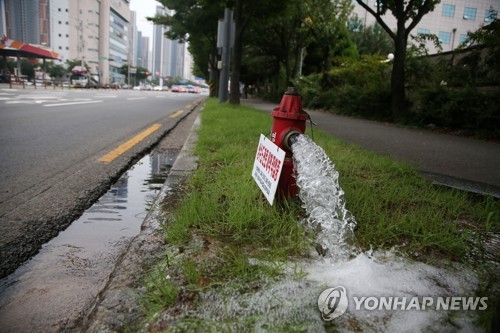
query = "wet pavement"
xmin=0 ymin=105 xmax=201 ymax=333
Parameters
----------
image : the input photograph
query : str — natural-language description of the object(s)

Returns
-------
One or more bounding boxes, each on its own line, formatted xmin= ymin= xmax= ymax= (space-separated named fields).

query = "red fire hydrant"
xmin=271 ymin=87 xmax=309 ymax=199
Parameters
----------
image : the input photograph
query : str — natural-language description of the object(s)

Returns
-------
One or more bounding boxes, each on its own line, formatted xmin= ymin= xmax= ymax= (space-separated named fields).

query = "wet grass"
xmin=141 ymin=98 xmax=499 ymax=331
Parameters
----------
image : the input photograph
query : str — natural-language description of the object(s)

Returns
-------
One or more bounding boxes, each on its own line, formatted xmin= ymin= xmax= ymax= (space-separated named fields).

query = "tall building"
xmin=152 ymin=5 xmax=173 ymax=79
xmin=128 ymin=10 xmax=137 ymax=68
xmin=48 ymin=0 xmax=70 ymax=63
xmin=170 ymin=39 xmax=185 ymax=78
xmin=0 ymin=1 xmax=6 ymax=37
xmin=1 ymin=0 xmax=49 ymax=45
xmin=183 ymin=43 xmax=195 ymax=82
xmin=106 ymin=1 xmax=129 ymax=84
xmin=137 ymin=34 xmax=150 ymax=69
xmin=151 ymin=5 xmax=195 ymax=80
xmin=353 ymin=0 xmax=499 ymax=54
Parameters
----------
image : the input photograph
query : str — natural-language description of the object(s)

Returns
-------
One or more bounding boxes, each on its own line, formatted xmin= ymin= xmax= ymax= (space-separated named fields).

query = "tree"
xmin=348 ymin=19 xmax=393 ymax=56
xmin=119 ymin=65 xmax=149 ymax=83
xmin=305 ymin=0 xmax=354 ymax=76
xmin=21 ymin=59 xmax=37 ymax=79
xmin=355 ymin=0 xmax=440 ymax=119
xmin=148 ymin=0 xmax=224 ymax=97
xmin=150 ymin=0 xmax=287 ymax=104
xmin=46 ymin=63 xmax=66 ymax=78
xmin=227 ymin=0 xmax=287 ymax=105
xmin=242 ymin=1 xmax=313 ymax=95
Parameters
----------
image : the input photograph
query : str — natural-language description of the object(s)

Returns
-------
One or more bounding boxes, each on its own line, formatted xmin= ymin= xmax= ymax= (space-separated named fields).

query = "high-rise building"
xmin=2 ymin=0 xmax=49 ymax=45
xmin=152 ymin=6 xmax=173 ymax=79
xmin=183 ymin=43 xmax=194 ymax=82
xmin=139 ymin=34 xmax=150 ymax=70
xmin=0 ymin=1 xmax=6 ymax=37
xmin=151 ymin=5 xmax=195 ymax=80
xmin=353 ymin=0 xmax=499 ymax=54
xmin=128 ymin=10 xmax=137 ymax=68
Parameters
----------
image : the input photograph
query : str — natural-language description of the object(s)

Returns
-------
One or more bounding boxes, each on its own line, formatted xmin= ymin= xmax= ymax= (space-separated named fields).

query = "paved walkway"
xmin=243 ymin=98 xmax=500 ymax=198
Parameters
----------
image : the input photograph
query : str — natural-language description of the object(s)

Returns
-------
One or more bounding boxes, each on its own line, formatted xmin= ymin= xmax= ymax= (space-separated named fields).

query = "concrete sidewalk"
xmin=243 ymin=98 xmax=500 ymax=198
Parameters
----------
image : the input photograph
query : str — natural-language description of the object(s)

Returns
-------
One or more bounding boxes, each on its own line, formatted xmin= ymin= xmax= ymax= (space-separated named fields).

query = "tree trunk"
xmin=391 ymin=27 xmax=407 ymax=120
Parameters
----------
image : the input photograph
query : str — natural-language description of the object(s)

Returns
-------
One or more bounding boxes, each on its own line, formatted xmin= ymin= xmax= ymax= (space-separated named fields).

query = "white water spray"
xmin=292 ymin=134 xmax=357 ymax=261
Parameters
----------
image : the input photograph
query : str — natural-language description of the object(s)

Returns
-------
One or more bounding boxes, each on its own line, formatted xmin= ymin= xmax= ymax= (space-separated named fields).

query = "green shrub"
xmin=295 ymin=56 xmax=391 ymax=118
xmin=413 ymin=86 xmax=500 ymax=139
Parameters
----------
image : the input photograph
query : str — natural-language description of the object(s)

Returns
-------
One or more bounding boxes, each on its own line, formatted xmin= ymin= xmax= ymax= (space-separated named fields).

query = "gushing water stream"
xmin=292 ymin=134 xmax=357 ymax=260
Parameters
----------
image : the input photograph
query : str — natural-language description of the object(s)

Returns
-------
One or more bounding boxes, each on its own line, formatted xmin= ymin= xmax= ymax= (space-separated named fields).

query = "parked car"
xmin=171 ymin=85 xmax=182 ymax=92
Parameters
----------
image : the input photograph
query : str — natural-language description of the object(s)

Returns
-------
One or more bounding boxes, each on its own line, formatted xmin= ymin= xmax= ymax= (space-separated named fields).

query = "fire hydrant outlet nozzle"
xmin=283 ymin=130 xmax=301 ymax=153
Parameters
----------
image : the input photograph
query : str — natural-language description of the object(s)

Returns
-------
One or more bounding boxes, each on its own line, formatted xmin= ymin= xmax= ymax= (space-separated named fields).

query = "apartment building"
xmin=353 ymin=0 xmax=499 ymax=53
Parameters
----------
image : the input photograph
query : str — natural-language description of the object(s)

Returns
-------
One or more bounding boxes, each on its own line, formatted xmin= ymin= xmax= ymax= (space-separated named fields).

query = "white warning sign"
xmin=252 ymin=134 xmax=286 ymax=205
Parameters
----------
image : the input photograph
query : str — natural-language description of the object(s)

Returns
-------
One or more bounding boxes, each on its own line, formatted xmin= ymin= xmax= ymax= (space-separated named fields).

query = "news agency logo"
xmin=317 ymin=286 xmax=349 ymax=321
xmin=317 ymin=286 xmax=489 ymax=321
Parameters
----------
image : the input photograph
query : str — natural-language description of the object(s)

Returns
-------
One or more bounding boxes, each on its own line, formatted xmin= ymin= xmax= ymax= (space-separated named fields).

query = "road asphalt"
xmin=242 ymin=98 xmax=500 ymax=198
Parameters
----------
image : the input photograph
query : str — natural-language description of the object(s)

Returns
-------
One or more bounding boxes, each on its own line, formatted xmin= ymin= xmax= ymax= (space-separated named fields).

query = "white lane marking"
xmin=126 ymin=97 xmax=146 ymax=100
xmin=95 ymin=95 xmax=117 ymax=98
xmin=43 ymin=100 xmax=103 ymax=107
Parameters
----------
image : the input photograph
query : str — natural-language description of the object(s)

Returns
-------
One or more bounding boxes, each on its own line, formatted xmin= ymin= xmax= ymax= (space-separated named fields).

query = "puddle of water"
xmin=192 ymin=252 xmax=481 ymax=333
xmin=0 ymin=150 xmax=178 ymax=333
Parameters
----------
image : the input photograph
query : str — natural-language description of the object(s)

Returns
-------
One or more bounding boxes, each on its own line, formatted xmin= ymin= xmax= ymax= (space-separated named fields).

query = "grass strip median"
xmin=140 ymin=98 xmax=499 ymax=330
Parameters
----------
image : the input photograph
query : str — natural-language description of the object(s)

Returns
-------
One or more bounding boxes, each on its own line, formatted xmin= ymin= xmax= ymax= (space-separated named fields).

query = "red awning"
xmin=0 ymin=36 xmax=59 ymax=60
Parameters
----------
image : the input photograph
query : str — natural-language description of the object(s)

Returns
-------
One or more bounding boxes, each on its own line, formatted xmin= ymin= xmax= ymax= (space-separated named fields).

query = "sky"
xmin=129 ymin=0 xmax=160 ymax=42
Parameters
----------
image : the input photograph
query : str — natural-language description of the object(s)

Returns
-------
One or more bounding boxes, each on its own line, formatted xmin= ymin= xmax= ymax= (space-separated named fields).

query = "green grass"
xmin=171 ymin=98 xmax=498 ymax=262
xmin=141 ymin=98 xmax=499 ymax=329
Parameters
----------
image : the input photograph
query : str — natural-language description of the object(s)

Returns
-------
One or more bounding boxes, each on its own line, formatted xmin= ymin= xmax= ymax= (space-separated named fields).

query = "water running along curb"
xmin=0 ymin=97 xmax=206 ymax=279
xmin=78 ymin=104 xmax=202 ymax=332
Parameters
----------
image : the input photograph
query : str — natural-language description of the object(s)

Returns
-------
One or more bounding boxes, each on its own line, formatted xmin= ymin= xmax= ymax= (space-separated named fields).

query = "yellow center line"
xmin=99 ymin=124 xmax=162 ymax=164
xmin=169 ymin=110 xmax=184 ymax=118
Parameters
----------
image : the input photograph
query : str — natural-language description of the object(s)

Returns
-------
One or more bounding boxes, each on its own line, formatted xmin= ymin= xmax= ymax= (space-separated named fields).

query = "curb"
xmin=78 ymin=104 xmax=203 ymax=332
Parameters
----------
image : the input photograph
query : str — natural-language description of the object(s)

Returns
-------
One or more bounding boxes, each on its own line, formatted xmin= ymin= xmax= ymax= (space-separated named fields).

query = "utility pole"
xmin=218 ymin=8 xmax=233 ymax=103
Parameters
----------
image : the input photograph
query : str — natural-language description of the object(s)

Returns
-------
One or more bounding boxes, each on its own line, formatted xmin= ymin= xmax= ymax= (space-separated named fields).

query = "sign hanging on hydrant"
xmin=252 ymin=134 xmax=286 ymax=205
